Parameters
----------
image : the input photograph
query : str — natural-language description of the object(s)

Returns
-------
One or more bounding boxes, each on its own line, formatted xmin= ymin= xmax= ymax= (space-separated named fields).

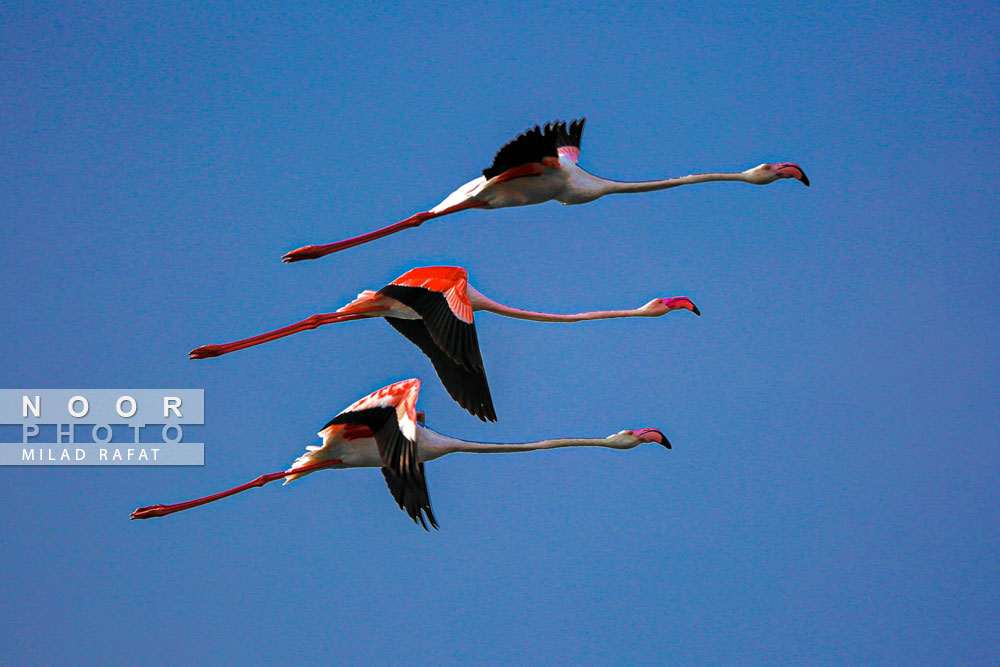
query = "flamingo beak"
xmin=773 ymin=163 xmax=810 ymax=187
xmin=662 ymin=298 xmax=700 ymax=316
xmin=634 ymin=428 xmax=671 ymax=449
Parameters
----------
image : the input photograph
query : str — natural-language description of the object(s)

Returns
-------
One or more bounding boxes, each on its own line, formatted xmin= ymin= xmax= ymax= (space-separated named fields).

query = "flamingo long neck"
xmin=418 ymin=427 xmax=637 ymax=460
xmin=467 ymin=286 xmax=648 ymax=323
xmin=598 ymin=171 xmax=751 ymax=195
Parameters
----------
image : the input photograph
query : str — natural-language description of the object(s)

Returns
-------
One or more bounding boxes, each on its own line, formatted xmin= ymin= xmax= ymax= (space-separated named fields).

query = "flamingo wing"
xmin=326 ymin=379 xmax=437 ymax=529
xmin=378 ymin=268 xmax=495 ymax=422
xmin=385 ymin=267 xmax=474 ymax=323
xmin=384 ymin=317 xmax=496 ymax=422
xmin=329 ymin=407 xmax=437 ymax=530
xmin=327 ymin=378 xmax=421 ymax=437
xmin=379 ymin=277 xmax=484 ymax=375
xmin=554 ymin=118 xmax=585 ymax=163
xmin=482 ymin=119 xmax=585 ymax=180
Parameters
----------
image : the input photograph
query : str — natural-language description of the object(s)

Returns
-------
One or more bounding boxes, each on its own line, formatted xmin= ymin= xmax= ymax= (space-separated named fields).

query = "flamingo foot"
xmin=189 ymin=345 xmax=223 ymax=359
xmin=282 ymin=245 xmax=326 ymax=263
xmin=130 ymin=505 xmax=172 ymax=520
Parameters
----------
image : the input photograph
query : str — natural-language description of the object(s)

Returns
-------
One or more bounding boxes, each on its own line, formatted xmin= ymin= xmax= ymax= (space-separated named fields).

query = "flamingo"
xmin=130 ymin=378 xmax=670 ymax=529
xmin=281 ymin=118 xmax=809 ymax=262
xmin=189 ymin=266 xmax=700 ymax=422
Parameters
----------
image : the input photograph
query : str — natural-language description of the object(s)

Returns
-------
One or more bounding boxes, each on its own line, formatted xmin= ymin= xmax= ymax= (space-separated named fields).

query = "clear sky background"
xmin=2 ymin=2 xmax=998 ymax=664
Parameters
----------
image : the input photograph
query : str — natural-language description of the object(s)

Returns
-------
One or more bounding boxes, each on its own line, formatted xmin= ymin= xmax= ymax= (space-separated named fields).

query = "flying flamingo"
xmin=282 ymin=118 xmax=809 ymax=262
xmin=130 ymin=378 xmax=670 ymax=529
xmin=189 ymin=266 xmax=700 ymax=422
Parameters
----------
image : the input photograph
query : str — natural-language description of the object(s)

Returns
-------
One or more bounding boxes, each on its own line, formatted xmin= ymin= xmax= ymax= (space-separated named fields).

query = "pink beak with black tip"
xmin=771 ymin=162 xmax=810 ymax=186
xmin=662 ymin=297 xmax=701 ymax=316
xmin=632 ymin=428 xmax=671 ymax=449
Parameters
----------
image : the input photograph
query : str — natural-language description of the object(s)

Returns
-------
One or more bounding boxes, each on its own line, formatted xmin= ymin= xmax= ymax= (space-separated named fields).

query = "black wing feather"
xmin=330 ymin=406 xmax=438 ymax=529
xmin=385 ymin=317 xmax=497 ymax=422
xmin=378 ymin=284 xmax=485 ymax=373
xmin=552 ymin=118 xmax=586 ymax=149
xmin=482 ymin=119 xmax=586 ymax=180
xmin=482 ymin=124 xmax=554 ymax=180
xmin=566 ymin=118 xmax=585 ymax=148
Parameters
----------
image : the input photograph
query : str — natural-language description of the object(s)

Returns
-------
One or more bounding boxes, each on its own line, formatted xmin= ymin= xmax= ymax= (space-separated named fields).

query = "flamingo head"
xmin=747 ymin=162 xmax=810 ymax=186
xmin=627 ymin=428 xmax=671 ymax=449
xmin=643 ymin=296 xmax=701 ymax=316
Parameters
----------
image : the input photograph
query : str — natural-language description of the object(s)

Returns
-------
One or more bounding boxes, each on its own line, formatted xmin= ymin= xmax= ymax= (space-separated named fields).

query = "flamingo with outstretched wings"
xmin=130 ymin=379 xmax=671 ymax=530
xmin=189 ymin=266 xmax=700 ymax=422
xmin=282 ymin=119 xmax=809 ymax=262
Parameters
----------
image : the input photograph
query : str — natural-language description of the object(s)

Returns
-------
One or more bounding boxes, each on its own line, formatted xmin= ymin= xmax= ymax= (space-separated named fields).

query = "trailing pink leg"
xmin=189 ymin=310 xmax=383 ymax=359
xmin=281 ymin=200 xmax=487 ymax=263
xmin=129 ymin=458 xmax=344 ymax=520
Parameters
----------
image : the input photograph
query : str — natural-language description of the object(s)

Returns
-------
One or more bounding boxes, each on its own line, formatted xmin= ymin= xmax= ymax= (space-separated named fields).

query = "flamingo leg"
xmin=129 ymin=458 xmax=344 ymax=520
xmin=281 ymin=199 xmax=488 ymax=262
xmin=189 ymin=309 xmax=386 ymax=359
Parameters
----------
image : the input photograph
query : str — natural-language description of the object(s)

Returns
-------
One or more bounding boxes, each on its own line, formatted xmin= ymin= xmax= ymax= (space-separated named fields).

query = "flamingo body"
xmin=282 ymin=119 xmax=809 ymax=262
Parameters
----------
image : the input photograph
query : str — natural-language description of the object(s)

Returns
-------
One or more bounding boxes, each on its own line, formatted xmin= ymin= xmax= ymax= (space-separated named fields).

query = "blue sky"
xmin=2 ymin=1 xmax=998 ymax=664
